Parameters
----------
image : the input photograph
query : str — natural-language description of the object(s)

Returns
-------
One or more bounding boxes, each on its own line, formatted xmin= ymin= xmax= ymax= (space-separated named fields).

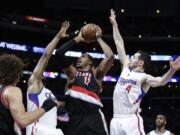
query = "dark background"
xmin=0 ymin=0 xmax=180 ymax=134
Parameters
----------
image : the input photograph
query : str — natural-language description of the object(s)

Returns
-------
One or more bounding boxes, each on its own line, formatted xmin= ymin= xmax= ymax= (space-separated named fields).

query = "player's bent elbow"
xmin=158 ymin=79 xmax=168 ymax=86
xmin=160 ymin=82 xmax=167 ymax=86
xmin=16 ymin=117 xmax=34 ymax=128
xmin=16 ymin=120 xmax=28 ymax=129
xmin=154 ymin=82 xmax=166 ymax=87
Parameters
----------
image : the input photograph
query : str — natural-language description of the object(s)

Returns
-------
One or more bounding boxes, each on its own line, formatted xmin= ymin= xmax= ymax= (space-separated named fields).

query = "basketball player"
xmin=0 ymin=54 xmax=57 ymax=135
xmin=147 ymin=114 xmax=174 ymax=135
xmin=109 ymin=9 xmax=180 ymax=135
xmin=55 ymin=25 xmax=114 ymax=135
xmin=26 ymin=21 xmax=69 ymax=135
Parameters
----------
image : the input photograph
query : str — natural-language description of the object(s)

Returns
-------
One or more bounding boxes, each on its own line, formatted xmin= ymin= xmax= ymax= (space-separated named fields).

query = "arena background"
xmin=0 ymin=0 xmax=180 ymax=134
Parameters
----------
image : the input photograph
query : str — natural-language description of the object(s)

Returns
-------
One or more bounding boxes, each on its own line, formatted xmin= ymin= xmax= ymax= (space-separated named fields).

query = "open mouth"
xmin=77 ymin=59 xmax=82 ymax=67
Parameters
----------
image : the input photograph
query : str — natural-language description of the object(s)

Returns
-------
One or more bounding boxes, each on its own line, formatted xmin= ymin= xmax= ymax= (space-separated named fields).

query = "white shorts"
xmin=110 ymin=114 xmax=145 ymax=135
xmin=26 ymin=123 xmax=64 ymax=135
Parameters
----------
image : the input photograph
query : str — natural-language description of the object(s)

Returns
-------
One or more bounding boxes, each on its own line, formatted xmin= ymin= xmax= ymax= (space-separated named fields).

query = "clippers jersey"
xmin=65 ymin=68 xmax=103 ymax=114
xmin=113 ymin=67 xmax=147 ymax=115
xmin=0 ymin=86 xmax=17 ymax=135
xmin=26 ymin=87 xmax=57 ymax=134
xmin=150 ymin=130 xmax=170 ymax=135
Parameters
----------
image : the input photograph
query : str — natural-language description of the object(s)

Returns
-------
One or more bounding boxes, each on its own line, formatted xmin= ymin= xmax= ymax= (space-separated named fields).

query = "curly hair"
xmin=0 ymin=54 xmax=24 ymax=86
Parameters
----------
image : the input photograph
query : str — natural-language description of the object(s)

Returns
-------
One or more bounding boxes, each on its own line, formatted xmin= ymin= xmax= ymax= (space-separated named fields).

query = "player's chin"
xmin=156 ymin=123 xmax=161 ymax=127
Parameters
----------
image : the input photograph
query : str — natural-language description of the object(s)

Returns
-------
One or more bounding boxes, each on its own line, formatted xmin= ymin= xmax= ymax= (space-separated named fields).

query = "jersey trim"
xmin=0 ymin=86 xmax=9 ymax=109
xmin=28 ymin=93 xmax=40 ymax=107
xmin=31 ymin=122 xmax=37 ymax=135
xmin=136 ymin=112 xmax=143 ymax=135
xmin=99 ymin=109 xmax=109 ymax=135
xmin=92 ymin=67 xmax=101 ymax=87
xmin=151 ymin=130 xmax=170 ymax=135
xmin=133 ymin=87 xmax=145 ymax=104
xmin=71 ymin=85 xmax=100 ymax=100
xmin=66 ymin=86 xmax=103 ymax=107
xmin=27 ymin=87 xmax=45 ymax=107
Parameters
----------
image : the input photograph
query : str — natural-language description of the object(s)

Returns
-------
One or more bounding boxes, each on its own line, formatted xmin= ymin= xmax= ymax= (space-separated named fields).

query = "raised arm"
xmin=109 ymin=9 xmax=129 ymax=68
xmin=55 ymin=30 xmax=85 ymax=80
xmin=28 ymin=21 xmax=70 ymax=91
xmin=146 ymin=56 xmax=180 ymax=87
xmin=95 ymin=30 xmax=114 ymax=80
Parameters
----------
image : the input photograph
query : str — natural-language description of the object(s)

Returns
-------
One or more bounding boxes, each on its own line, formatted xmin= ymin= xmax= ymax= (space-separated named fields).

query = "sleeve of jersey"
xmin=55 ymin=39 xmax=76 ymax=55
xmin=55 ymin=39 xmax=76 ymax=69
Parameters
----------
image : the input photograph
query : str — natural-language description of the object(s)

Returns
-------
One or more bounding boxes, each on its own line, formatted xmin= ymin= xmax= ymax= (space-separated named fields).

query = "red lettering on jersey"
xmin=126 ymin=85 xmax=132 ymax=93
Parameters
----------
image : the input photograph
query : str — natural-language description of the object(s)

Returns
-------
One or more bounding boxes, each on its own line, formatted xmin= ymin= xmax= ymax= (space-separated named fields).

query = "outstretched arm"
xmin=28 ymin=21 xmax=70 ymax=92
xmin=95 ymin=30 xmax=114 ymax=80
xmin=146 ymin=56 xmax=180 ymax=87
xmin=5 ymin=87 xmax=57 ymax=128
xmin=109 ymin=9 xmax=129 ymax=68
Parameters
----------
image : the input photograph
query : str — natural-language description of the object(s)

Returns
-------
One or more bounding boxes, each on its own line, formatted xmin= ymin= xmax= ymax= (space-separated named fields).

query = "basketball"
xmin=81 ymin=23 xmax=102 ymax=41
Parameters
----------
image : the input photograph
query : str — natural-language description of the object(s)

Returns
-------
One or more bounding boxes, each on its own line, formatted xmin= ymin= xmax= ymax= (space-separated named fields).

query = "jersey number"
xmin=84 ymin=76 xmax=91 ymax=85
xmin=126 ymin=85 xmax=132 ymax=93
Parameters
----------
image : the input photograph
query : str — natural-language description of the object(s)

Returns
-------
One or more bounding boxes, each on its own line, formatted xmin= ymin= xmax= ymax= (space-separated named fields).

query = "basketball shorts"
xmin=110 ymin=113 xmax=145 ymax=135
xmin=64 ymin=110 xmax=108 ymax=135
xmin=26 ymin=123 xmax=64 ymax=135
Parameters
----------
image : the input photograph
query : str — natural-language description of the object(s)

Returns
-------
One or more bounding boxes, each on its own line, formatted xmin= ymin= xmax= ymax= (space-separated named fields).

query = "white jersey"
xmin=27 ymin=87 xmax=57 ymax=127
xmin=150 ymin=130 xmax=170 ymax=135
xmin=113 ymin=67 xmax=147 ymax=115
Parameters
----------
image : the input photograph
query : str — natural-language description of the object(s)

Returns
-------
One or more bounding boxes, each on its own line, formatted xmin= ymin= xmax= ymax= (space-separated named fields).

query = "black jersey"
xmin=0 ymin=86 xmax=17 ymax=135
xmin=65 ymin=68 xmax=103 ymax=114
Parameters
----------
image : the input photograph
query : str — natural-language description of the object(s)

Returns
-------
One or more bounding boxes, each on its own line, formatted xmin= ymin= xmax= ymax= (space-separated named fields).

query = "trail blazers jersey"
xmin=65 ymin=68 xmax=102 ymax=114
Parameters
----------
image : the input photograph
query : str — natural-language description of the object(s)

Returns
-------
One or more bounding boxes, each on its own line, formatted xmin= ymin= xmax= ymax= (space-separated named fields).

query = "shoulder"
xmin=4 ymin=86 xmax=21 ymax=95
xmin=144 ymin=73 xmax=155 ymax=82
xmin=4 ymin=86 xmax=22 ymax=99
xmin=2 ymin=86 xmax=22 ymax=106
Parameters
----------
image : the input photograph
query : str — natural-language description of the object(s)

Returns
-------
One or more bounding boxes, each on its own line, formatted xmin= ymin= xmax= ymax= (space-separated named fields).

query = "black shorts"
xmin=64 ymin=112 xmax=108 ymax=135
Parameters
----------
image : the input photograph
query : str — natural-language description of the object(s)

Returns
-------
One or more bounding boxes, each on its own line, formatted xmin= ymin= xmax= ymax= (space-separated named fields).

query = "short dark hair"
xmin=137 ymin=51 xmax=151 ymax=71
xmin=81 ymin=53 xmax=94 ymax=65
xmin=0 ymin=54 xmax=24 ymax=85
xmin=156 ymin=114 xmax=167 ymax=121
xmin=85 ymin=54 xmax=93 ymax=63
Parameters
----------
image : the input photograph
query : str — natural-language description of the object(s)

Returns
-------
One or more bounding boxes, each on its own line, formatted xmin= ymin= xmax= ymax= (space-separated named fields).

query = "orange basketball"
xmin=81 ymin=23 xmax=102 ymax=41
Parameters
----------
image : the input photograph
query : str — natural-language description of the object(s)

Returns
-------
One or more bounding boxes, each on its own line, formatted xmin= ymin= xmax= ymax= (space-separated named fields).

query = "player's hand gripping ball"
xmin=81 ymin=23 xmax=102 ymax=42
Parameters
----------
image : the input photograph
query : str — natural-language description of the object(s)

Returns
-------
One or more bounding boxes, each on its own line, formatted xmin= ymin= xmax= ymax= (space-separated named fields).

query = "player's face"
xmin=129 ymin=53 xmax=141 ymax=68
xmin=77 ymin=54 xmax=90 ymax=68
xmin=155 ymin=115 xmax=166 ymax=127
